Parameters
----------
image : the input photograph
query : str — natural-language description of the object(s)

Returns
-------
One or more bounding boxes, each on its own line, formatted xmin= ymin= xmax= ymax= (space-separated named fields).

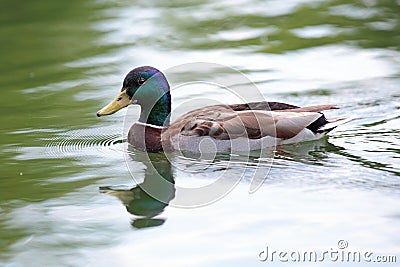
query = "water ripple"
xmin=44 ymin=126 xmax=124 ymax=159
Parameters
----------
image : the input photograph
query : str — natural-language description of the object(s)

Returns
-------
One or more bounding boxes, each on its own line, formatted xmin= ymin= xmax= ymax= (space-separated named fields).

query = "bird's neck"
xmin=139 ymin=93 xmax=171 ymax=127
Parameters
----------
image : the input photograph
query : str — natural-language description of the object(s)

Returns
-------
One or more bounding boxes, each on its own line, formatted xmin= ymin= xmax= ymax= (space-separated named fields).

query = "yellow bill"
xmin=97 ymin=90 xmax=130 ymax=117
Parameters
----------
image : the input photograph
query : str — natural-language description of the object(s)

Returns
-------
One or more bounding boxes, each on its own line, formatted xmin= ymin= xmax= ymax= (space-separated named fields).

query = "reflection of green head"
xmin=131 ymin=218 xmax=165 ymax=229
xmin=127 ymin=153 xmax=175 ymax=228
xmin=126 ymin=189 xmax=169 ymax=217
xmin=100 ymin=146 xmax=175 ymax=228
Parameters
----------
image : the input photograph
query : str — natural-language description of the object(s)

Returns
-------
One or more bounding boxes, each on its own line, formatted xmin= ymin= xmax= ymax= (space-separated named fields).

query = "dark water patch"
xmin=361 ymin=115 xmax=400 ymax=127
xmin=285 ymin=89 xmax=333 ymax=97
xmin=334 ymin=149 xmax=399 ymax=176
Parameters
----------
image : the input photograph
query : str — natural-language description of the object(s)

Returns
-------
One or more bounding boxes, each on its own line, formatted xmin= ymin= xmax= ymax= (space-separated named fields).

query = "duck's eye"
xmin=137 ymin=77 xmax=146 ymax=85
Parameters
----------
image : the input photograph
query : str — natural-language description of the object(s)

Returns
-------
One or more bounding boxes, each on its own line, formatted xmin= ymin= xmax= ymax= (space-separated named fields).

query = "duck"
xmin=97 ymin=66 xmax=350 ymax=153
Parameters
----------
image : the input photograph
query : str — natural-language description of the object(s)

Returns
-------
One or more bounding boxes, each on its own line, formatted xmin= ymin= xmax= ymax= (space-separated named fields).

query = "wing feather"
xmin=164 ymin=104 xmax=323 ymax=141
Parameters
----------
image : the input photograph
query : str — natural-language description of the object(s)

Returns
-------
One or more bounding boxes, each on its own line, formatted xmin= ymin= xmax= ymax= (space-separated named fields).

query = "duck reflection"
xmin=100 ymin=138 xmax=348 ymax=229
xmin=274 ymin=137 xmax=344 ymax=164
xmin=100 ymin=150 xmax=175 ymax=229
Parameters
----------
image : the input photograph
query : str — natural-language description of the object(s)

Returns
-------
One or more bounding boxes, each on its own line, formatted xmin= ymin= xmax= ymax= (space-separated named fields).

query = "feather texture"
xmin=162 ymin=102 xmax=334 ymax=142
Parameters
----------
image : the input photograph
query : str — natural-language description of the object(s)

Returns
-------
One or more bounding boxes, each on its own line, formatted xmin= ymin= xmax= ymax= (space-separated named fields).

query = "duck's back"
xmin=161 ymin=101 xmax=338 ymax=153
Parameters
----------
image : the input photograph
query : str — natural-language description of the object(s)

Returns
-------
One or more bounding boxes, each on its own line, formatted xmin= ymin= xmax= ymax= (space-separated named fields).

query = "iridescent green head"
xmin=97 ymin=66 xmax=171 ymax=126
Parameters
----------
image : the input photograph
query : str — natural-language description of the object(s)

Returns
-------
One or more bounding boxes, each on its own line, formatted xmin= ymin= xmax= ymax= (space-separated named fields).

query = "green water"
xmin=0 ymin=0 xmax=399 ymax=266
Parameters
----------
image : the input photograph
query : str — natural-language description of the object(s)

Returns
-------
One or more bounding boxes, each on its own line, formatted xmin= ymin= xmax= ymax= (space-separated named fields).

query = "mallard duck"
xmin=97 ymin=66 xmax=350 ymax=153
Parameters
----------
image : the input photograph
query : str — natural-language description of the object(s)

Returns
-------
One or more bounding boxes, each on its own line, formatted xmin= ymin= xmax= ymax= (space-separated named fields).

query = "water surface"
xmin=0 ymin=0 xmax=399 ymax=266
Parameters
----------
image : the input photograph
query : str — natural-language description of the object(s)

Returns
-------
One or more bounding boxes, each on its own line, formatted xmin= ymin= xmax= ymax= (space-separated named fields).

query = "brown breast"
xmin=128 ymin=123 xmax=173 ymax=152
